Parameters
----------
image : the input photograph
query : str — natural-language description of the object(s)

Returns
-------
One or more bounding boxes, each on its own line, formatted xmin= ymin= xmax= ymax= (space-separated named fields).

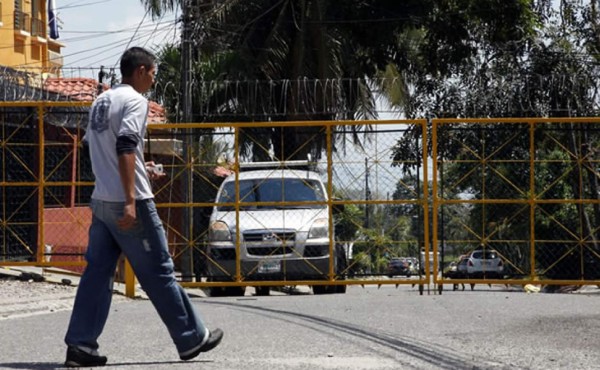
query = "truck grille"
xmin=247 ymin=246 xmax=294 ymax=256
xmin=243 ymin=231 xmax=295 ymax=242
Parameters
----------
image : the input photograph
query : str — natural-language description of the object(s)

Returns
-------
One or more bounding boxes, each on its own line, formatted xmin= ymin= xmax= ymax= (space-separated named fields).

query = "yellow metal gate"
xmin=1 ymin=102 xmax=598 ymax=296
xmin=432 ymin=118 xmax=600 ymax=292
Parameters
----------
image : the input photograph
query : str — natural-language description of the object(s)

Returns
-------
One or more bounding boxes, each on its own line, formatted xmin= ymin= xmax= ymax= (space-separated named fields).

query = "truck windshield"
xmin=217 ymin=178 xmax=326 ymax=211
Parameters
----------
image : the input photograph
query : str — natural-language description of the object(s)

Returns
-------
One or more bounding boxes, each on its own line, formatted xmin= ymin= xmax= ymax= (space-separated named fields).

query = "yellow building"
xmin=0 ymin=0 xmax=63 ymax=76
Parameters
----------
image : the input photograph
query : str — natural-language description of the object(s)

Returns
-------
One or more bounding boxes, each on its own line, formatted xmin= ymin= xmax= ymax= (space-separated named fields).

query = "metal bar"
xmin=124 ymin=259 xmax=136 ymax=298
xmin=234 ymin=127 xmax=241 ymax=283
xmin=70 ymin=135 xmax=77 ymax=206
xmin=0 ymin=101 xmax=90 ymax=108
xmin=36 ymin=105 xmax=44 ymax=264
xmin=430 ymin=119 xmax=439 ymax=285
xmin=148 ymin=119 xmax=424 ymax=131
xmin=326 ymin=124 xmax=334 ymax=282
xmin=529 ymin=120 xmax=536 ymax=279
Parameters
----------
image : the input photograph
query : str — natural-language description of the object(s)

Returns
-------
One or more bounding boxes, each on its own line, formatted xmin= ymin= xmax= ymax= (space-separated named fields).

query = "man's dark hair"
xmin=120 ymin=47 xmax=155 ymax=78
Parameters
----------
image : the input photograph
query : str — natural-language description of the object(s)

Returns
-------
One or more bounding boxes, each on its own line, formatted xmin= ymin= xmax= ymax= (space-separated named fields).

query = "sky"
xmin=57 ymin=0 xmax=178 ymax=78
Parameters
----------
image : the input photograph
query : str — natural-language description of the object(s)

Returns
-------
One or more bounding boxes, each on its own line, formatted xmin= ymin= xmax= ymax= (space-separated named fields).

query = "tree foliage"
xmin=390 ymin=0 xmax=600 ymax=279
xmin=139 ymin=0 xmax=600 ymax=279
xmin=141 ymin=0 xmax=538 ymax=160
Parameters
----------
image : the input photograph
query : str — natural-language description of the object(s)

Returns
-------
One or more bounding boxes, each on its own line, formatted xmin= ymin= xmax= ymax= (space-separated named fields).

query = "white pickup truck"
xmin=206 ymin=161 xmax=346 ymax=296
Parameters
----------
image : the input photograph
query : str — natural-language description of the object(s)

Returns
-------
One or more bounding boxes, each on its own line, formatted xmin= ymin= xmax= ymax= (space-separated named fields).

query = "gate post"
xmin=124 ymin=259 xmax=136 ymax=298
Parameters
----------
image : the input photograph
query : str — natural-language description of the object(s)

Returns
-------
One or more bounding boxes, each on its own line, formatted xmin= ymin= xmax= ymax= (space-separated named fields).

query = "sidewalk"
xmin=0 ymin=265 xmax=159 ymax=299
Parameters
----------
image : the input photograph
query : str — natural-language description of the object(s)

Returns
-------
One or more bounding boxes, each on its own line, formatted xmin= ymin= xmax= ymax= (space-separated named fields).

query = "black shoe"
xmin=180 ymin=328 xmax=224 ymax=361
xmin=65 ymin=346 xmax=107 ymax=367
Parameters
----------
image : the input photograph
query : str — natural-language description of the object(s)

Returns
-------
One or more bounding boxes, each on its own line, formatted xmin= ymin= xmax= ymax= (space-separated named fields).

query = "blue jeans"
xmin=64 ymin=199 xmax=207 ymax=354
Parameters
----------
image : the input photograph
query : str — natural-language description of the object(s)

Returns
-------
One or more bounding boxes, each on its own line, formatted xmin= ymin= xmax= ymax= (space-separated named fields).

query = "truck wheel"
xmin=333 ymin=245 xmax=347 ymax=294
xmin=313 ymin=285 xmax=333 ymax=295
xmin=335 ymin=284 xmax=347 ymax=294
xmin=255 ymin=286 xmax=270 ymax=296
xmin=208 ymin=287 xmax=225 ymax=297
xmin=225 ymin=287 xmax=246 ymax=296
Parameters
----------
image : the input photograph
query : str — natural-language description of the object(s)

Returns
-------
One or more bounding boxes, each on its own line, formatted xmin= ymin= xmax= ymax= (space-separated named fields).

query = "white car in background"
xmin=466 ymin=249 xmax=504 ymax=277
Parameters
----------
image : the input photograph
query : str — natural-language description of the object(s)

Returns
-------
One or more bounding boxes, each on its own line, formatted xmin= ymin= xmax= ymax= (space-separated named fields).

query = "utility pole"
xmin=182 ymin=0 xmax=193 ymax=124
xmin=180 ymin=0 xmax=194 ymax=281
xmin=364 ymin=157 xmax=370 ymax=229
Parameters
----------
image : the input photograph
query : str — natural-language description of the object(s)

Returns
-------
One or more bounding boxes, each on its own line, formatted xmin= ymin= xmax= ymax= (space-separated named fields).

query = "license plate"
xmin=258 ymin=260 xmax=281 ymax=274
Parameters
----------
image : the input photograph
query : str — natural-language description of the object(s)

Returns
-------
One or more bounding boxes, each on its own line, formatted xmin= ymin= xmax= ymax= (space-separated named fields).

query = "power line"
xmin=57 ymin=19 xmax=176 ymax=35
xmin=9 ymin=21 xmax=175 ymax=70
xmin=171 ymin=6 xmax=180 ymax=45
xmin=0 ymin=20 xmax=177 ymax=53
xmin=57 ymin=0 xmax=115 ymax=11
xmin=118 ymin=7 xmax=151 ymax=69
xmin=150 ymin=19 xmax=180 ymax=50
xmin=143 ymin=10 xmax=167 ymax=48
xmin=79 ymin=23 xmax=179 ymax=68
xmin=8 ymin=22 xmax=177 ymax=70
xmin=65 ymin=27 xmax=169 ymax=67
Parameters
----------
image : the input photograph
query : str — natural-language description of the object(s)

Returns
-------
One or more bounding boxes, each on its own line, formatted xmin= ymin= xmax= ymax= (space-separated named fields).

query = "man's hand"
xmin=118 ymin=202 xmax=137 ymax=230
xmin=145 ymin=161 xmax=166 ymax=180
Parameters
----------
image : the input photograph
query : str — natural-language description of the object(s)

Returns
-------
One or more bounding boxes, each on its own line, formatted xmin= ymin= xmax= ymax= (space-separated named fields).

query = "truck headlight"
xmin=209 ymin=221 xmax=232 ymax=241
xmin=308 ymin=218 xmax=329 ymax=239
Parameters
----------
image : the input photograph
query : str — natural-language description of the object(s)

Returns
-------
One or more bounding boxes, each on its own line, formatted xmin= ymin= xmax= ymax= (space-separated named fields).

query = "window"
xmin=32 ymin=0 xmax=41 ymax=15
xmin=14 ymin=0 xmax=30 ymax=34
xmin=472 ymin=250 xmax=497 ymax=260
xmin=31 ymin=44 xmax=41 ymax=59
xmin=218 ymin=178 xmax=325 ymax=211
xmin=31 ymin=0 xmax=44 ymax=37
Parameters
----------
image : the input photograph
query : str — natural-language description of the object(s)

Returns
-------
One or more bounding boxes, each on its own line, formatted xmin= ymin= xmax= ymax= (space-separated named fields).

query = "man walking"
xmin=64 ymin=46 xmax=223 ymax=367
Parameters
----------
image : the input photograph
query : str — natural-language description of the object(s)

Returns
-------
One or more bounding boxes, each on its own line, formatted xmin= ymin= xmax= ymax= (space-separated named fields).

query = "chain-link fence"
xmin=434 ymin=118 xmax=600 ymax=291
xmin=0 ymin=102 xmax=91 ymax=272
xmin=144 ymin=119 xmax=428 ymax=296
xmin=1 ymin=102 xmax=598 ymax=296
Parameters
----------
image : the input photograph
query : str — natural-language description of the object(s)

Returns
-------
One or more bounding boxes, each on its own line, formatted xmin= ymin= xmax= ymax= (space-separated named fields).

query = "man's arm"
xmin=116 ymin=134 xmax=139 ymax=230
xmin=116 ymin=97 xmax=146 ymax=229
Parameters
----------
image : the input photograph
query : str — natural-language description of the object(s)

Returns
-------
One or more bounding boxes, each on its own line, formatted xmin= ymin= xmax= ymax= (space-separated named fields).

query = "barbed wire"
xmin=3 ymin=66 xmax=600 ymax=118
xmin=409 ymin=72 xmax=600 ymax=118
xmin=0 ymin=67 xmax=59 ymax=101
xmin=153 ymin=74 xmax=600 ymax=119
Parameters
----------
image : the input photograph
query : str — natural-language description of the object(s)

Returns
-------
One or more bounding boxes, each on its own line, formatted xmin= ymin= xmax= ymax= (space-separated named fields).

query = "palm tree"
xmin=141 ymin=0 xmax=537 ymax=161
xmin=143 ymin=0 xmax=411 ymax=161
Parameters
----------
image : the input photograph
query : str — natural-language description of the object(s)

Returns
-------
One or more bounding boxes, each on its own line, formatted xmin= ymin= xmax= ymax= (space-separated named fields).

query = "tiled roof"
xmin=147 ymin=101 xmax=166 ymax=124
xmin=43 ymin=77 xmax=107 ymax=101
xmin=43 ymin=77 xmax=166 ymax=123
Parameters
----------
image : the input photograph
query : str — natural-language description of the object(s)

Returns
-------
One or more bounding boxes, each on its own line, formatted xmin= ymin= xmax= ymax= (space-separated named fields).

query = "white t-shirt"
xmin=85 ymin=84 xmax=154 ymax=202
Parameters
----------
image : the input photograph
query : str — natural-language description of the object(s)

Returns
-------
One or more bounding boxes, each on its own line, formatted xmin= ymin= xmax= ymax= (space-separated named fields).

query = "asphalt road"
xmin=1 ymin=283 xmax=599 ymax=370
